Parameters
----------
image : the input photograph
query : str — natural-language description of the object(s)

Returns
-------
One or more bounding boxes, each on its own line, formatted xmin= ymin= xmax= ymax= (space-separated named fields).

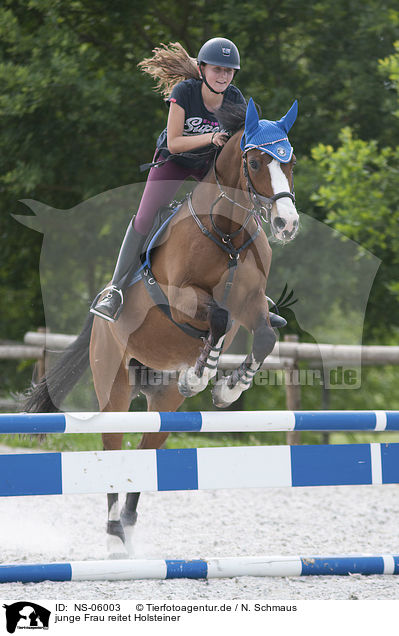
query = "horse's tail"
xmin=23 ymin=313 xmax=95 ymax=413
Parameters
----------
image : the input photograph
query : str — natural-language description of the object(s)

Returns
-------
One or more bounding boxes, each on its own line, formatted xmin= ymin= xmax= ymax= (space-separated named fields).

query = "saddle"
xmin=128 ymin=201 xmax=182 ymax=287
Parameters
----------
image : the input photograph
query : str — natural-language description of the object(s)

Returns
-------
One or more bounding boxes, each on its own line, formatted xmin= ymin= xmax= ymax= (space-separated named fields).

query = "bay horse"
xmin=24 ymin=97 xmax=299 ymax=556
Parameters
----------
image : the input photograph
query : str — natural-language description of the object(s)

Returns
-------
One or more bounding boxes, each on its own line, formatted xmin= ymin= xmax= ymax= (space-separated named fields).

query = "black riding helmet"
xmin=197 ymin=37 xmax=240 ymax=94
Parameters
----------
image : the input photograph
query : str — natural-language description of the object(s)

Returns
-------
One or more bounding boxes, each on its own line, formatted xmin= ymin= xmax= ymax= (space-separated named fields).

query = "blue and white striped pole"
xmin=1 ymin=554 xmax=398 ymax=583
xmin=1 ymin=442 xmax=399 ymax=496
xmin=1 ymin=410 xmax=399 ymax=434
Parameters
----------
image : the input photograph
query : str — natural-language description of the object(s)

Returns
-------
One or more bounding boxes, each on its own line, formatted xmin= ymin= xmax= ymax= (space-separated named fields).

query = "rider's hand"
xmin=211 ymin=131 xmax=230 ymax=147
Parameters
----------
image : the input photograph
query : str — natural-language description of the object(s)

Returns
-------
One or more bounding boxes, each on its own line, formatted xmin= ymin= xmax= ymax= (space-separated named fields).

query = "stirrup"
xmin=90 ymin=285 xmax=124 ymax=323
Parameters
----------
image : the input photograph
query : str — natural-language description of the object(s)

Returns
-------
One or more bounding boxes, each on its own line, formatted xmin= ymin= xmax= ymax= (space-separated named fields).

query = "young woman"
xmin=91 ymin=37 xmax=244 ymax=322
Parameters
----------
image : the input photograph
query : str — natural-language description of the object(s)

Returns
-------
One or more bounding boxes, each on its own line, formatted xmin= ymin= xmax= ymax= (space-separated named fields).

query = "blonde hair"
xmin=138 ymin=42 xmax=200 ymax=97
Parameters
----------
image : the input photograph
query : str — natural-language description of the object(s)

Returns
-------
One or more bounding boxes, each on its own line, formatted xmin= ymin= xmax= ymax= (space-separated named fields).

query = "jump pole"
xmin=1 ymin=410 xmax=399 ymax=434
xmin=1 ymin=442 xmax=399 ymax=496
xmin=2 ymin=410 xmax=399 ymax=583
xmin=1 ymin=554 xmax=399 ymax=583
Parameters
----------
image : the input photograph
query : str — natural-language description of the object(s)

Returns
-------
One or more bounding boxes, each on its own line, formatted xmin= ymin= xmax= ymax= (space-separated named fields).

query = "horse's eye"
xmin=249 ymin=159 xmax=259 ymax=170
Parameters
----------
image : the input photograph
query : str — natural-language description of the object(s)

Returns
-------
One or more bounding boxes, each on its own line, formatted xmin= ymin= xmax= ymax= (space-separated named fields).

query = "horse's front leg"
xmin=96 ymin=356 xmax=132 ymax=559
xmin=212 ymin=315 xmax=276 ymax=408
xmin=120 ymin=431 xmax=170 ymax=555
xmin=178 ymin=301 xmax=230 ymax=398
xmin=102 ymin=433 xmax=128 ymax=558
xmin=120 ymin=382 xmax=184 ymax=556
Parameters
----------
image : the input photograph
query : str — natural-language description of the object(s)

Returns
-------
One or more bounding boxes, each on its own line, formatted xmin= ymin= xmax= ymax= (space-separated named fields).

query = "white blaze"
xmin=268 ymin=159 xmax=299 ymax=239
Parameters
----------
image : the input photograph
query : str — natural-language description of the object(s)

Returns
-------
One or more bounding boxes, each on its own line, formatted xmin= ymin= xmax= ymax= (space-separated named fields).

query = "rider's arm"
xmin=167 ymin=102 xmax=227 ymax=153
xmin=167 ymin=102 xmax=213 ymax=153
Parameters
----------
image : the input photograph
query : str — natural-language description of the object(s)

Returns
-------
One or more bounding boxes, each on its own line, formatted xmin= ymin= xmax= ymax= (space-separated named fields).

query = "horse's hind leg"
xmin=178 ymin=300 xmax=230 ymax=398
xmin=120 ymin=380 xmax=185 ymax=555
xmin=212 ymin=313 xmax=276 ymax=408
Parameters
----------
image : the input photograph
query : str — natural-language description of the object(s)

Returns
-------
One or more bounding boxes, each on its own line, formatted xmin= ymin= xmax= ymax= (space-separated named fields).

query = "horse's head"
xmin=240 ymin=98 xmax=299 ymax=242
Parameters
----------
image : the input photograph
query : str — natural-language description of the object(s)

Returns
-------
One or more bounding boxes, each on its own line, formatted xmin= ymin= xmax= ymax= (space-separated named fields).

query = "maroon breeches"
xmin=133 ymin=157 xmax=207 ymax=235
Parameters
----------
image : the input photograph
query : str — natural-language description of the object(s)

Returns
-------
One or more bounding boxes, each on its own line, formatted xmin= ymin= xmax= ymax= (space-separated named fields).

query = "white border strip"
xmin=370 ymin=443 xmax=383 ymax=485
xmin=383 ymin=555 xmax=395 ymax=574
xmin=61 ymin=449 xmax=158 ymax=494
xmin=65 ymin=412 xmax=161 ymax=433
xmin=72 ymin=559 xmax=167 ymax=580
xmin=374 ymin=411 xmax=387 ymax=431
xmin=200 ymin=410 xmax=295 ymax=432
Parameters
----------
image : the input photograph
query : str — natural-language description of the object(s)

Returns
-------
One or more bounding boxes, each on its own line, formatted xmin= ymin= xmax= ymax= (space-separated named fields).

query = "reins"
xmin=187 ymin=141 xmax=296 ymax=306
xmin=187 ymin=148 xmax=261 ymax=307
xmin=189 ymin=149 xmax=260 ymax=253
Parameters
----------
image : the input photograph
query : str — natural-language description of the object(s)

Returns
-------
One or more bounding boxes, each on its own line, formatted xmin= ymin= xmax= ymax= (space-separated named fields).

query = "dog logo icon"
xmin=3 ymin=603 xmax=51 ymax=634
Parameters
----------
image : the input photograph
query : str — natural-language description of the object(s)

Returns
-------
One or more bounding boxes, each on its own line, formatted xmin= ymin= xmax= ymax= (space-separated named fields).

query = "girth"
xmin=142 ymin=266 xmax=209 ymax=340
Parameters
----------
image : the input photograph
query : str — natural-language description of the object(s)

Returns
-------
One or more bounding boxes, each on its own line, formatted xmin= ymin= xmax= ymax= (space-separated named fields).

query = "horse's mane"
xmin=216 ymin=101 xmax=261 ymax=136
xmin=216 ymin=101 xmax=247 ymax=136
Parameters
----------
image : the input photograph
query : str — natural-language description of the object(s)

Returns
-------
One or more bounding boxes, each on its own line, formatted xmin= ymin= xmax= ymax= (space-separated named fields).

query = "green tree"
xmin=311 ymin=34 xmax=399 ymax=339
xmin=1 ymin=0 xmax=399 ymax=405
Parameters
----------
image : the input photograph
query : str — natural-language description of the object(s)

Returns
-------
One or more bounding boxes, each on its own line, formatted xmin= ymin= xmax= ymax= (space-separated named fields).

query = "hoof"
xmin=178 ymin=367 xmax=206 ymax=398
xmin=106 ymin=520 xmax=128 ymax=559
xmin=121 ymin=509 xmax=138 ymax=557
xmin=106 ymin=534 xmax=128 ymax=559
xmin=212 ymin=377 xmax=244 ymax=408
xmin=122 ymin=525 xmax=137 ymax=557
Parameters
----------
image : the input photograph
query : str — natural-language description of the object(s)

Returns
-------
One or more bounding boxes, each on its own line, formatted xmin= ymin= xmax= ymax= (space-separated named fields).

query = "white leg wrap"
xmin=178 ymin=335 xmax=225 ymax=398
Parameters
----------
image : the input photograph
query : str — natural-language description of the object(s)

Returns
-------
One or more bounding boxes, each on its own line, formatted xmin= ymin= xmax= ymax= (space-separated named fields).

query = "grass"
xmin=1 ymin=430 xmax=399 ymax=452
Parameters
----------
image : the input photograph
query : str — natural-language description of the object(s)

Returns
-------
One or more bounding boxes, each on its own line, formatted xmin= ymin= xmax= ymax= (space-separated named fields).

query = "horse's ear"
xmin=244 ymin=97 xmax=260 ymax=136
xmin=277 ymin=99 xmax=298 ymax=133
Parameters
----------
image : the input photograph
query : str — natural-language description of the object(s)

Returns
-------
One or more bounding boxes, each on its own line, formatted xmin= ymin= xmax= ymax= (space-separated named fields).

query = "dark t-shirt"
xmin=156 ymin=78 xmax=246 ymax=171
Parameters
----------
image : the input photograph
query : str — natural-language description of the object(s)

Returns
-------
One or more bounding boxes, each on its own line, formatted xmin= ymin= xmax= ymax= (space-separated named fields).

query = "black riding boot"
xmin=90 ymin=222 xmax=146 ymax=322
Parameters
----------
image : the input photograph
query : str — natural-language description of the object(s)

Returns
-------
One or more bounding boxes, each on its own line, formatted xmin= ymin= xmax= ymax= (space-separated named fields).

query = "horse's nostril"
xmin=273 ymin=217 xmax=286 ymax=231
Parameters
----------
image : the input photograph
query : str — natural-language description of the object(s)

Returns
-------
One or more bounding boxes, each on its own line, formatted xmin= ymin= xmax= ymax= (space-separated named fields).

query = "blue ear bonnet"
xmin=240 ymin=98 xmax=298 ymax=163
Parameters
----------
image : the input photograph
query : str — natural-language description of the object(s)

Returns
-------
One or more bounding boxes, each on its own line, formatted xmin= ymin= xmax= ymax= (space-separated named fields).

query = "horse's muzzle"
xmin=271 ymin=216 xmax=299 ymax=242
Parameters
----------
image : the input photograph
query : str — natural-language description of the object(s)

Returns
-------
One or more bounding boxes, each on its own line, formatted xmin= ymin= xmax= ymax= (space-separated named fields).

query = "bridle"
xmin=242 ymin=152 xmax=295 ymax=224
xmin=187 ymin=142 xmax=296 ymax=306
xmin=187 ymin=149 xmax=261 ymax=264
xmin=188 ymin=142 xmax=296 ymax=255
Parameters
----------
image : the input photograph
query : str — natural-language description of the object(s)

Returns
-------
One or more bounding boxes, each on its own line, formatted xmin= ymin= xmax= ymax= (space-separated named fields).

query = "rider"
xmin=91 ymin=38 xmax=285 ymax=328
